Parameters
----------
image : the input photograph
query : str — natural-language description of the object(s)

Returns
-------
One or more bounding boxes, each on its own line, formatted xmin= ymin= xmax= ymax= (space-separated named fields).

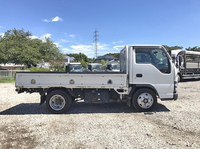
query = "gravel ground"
xmin=0 ymin=80 xmax=200 ymax=149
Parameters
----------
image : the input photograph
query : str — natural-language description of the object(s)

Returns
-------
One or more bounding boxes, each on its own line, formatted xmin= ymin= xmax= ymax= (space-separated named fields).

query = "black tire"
xmin=132 ymin=88 xmax=157 ymax=112
xmin=46 ymin=90 xmax=72 ymax=114
xmin=177 ymin=74 xmax=182 ymax=82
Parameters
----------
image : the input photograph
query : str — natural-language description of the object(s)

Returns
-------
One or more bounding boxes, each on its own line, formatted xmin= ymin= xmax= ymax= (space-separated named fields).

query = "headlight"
xmin=174 ymin=81 xmax=178 ymax=93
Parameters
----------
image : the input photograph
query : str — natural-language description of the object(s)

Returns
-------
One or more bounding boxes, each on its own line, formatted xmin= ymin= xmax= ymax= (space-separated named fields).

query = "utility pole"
xmin=93 ymin=29 xmax=99 ymax=58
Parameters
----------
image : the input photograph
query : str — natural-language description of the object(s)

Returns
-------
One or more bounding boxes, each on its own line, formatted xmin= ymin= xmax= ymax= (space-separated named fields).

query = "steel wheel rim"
xmin=49 ymin=95 xmax=66 ymax=111
xmin=137 ymin=93 xmax=153 ymax=109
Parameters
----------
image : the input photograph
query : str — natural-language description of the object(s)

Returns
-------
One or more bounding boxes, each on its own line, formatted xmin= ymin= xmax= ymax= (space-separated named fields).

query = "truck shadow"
xmin=0 ymin=102 xmax=170 ymax=115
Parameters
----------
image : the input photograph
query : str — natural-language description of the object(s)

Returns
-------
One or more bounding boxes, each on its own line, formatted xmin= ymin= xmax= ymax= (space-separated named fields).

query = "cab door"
xmin=129 ymin=46 xmax=175 ymax=99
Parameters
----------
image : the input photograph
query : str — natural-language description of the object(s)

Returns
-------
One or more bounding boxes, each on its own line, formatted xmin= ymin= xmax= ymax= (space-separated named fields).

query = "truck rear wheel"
xmin=132 ymin=89 xmax=157 ymax=112
xmin=46 ymin=90 xmax=72 ymax=114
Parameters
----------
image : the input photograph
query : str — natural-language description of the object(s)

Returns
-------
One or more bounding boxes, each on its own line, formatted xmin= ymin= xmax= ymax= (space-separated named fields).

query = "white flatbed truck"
xmin=171 ymin=49 xmax=200 ymax=81
xmin=15 ymin=45 xmax=178 ymax=114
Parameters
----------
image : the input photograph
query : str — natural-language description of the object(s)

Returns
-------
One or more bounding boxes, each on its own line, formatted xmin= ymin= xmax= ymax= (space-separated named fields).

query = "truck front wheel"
xmin=46 ymin=90 xmax=72 ymax=114
xmin=132 ymin=89 xmax=157 ymax=112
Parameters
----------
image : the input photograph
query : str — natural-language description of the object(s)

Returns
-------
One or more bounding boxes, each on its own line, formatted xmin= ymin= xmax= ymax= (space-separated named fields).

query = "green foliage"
xmin=80 ymin=59 xmax=88 ymax=69
xmin=49 ymin=61 xmax=65 ymax=72
xmin=68 ymin=53 xmax=89 ymax=63
xmin=162 ymin=45 xmax=183 ymax=51
xmin=88 ymin=58 xmax=95 ymax=63
xmin=186 ymin=46 xmax=200 ymax=51
xmin=0 ymin=28 xmax=64 ymax=68
xmin=67 ymin=53 xmax=89 ymax=68
xmin=101 ymin=60 xmax=107 ymax=69
xmin=104 ymin=53 xmax=120 ymax=59
xmin=0 ymin=75 xmax=15 ymax=83
xmin=101 ymin=59 xmax=107 ymax=66
xmin=26 ymin=67 xmax=49 ymax=72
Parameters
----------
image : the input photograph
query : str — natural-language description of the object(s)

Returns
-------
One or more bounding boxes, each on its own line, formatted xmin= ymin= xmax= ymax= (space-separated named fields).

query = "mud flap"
xmin=40 ymin=93 xmax=46 ymax=105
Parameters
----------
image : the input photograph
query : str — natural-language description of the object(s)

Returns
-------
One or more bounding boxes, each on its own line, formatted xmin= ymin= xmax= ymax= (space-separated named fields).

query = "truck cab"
xmin=87 ymin=63 xmax=104 ymax=72
xmin=171 ymin=49 xmax=200 ymax=81
xmin=121 ymin=45 xmax=178 ymax=100
xmin=66 ymin=62 xmax=83 ymax=72
xmin=106 ymin=62 xmax=120 ymax=72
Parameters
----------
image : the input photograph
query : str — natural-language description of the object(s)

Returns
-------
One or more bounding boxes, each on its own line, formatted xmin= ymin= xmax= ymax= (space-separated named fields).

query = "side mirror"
xmin=176 ymin=56 xmax=179 ymax=62
xmin=66 ymin=65 xmax=69 ymax=72
xmin=167 ymin=50 xmax=171 ymax=56
xmin=179 ymin=56 xmax=183 ymax=62
xmin=179 ymin=56 xmax=183 ymax=67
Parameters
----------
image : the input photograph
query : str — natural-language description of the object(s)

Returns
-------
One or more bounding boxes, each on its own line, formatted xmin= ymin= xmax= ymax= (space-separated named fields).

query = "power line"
xmin=93 ymin=28 xmax=99 ymax=58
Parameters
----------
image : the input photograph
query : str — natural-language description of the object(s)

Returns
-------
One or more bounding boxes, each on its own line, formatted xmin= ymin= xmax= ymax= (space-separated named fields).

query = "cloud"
xmin=54 ymin=42 xmax=62 ymax=47
xmin=40 ymin=33 xmax=51 ymax=40
xmin=42 ymin=19 xmax=51 ymax=22
xmin=69 ymin=34 xmax=75 ymax=38
xmin=28 ymin=35 xmax=38 ymax=39
xmin=61 ymin=44 xmax=93 ymax=55
xmin=61 ymin=39 xmax=71 ymax=43
xmin=113 ymin=45 xmax=124 ymax=51
xmin=0 ymin=33 xmax=4 ymax=37
xmin=52 ymin=16 xmax=63 ymax=22
xmin=71 ymin=45 xmax=93 ymax=53
xmin=112 ymin=41 xmax=124 ymax=44
xmin=0 ymin=26 xmax=4 ymax=28
xmin=112 ymin=42 xmax=116 ymax=44
xmin=62 ymin=43 xmax=110 ymax=58
xmin=42 ymin=16 xmax=63 ymax=22
xmin=28 ymin=34 xmax=52 ymax=41
xmin=62 ymin=48 xmax=71 ymax=53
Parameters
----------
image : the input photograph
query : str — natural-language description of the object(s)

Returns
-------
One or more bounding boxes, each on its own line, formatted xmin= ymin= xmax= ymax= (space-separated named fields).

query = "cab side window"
xmin=135 ymin=47 xmax=171 ymax=74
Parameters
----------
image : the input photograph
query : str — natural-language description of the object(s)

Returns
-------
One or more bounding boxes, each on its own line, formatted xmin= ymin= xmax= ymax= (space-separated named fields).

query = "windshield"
xmin=70 ymin=65 xmax=82 ymax=70
xmin=112 ymin=64 xmax=120 ymax=70
xmin=92 ymin=65 xmax=103 ymax=70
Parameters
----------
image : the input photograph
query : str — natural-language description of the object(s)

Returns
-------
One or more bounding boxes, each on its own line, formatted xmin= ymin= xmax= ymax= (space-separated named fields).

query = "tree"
xmin=104 ymin=53 xmax=120 ymax=59
xmin=0 ymin=28 xmax=64 ymax=68
xmin=101 ymin=60 xmax=107 ymax=69
xmin=40 ymin=38 xmax=64 ymax=62
xmin=67 ymin=53 xmax=89 ymax=68
xmin=162 ymin=45 xmax=183 ymax=51
xmin=80 ymin=59 xmax=87 ymax=69
xmin=186 ymin=46 xmax=200 ymax=51
xmin=68 ymin=53 xmax=89 ymax=63
xmin=49 ymin=61 xmax=65 ymax=72
xmin=101 ymin=59 xmax=107 ymax=66
xmin=88 ymin=57 xmax=95 ymax=63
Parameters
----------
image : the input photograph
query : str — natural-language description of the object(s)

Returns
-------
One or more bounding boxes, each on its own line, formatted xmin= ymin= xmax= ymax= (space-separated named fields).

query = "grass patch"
xmin=0 ymin=76 xmax=15 ymax=83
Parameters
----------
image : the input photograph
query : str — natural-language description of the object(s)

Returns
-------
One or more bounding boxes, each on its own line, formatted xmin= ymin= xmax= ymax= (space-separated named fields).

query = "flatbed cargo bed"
xmin=15 ymin=72 xmax=128 ymax=89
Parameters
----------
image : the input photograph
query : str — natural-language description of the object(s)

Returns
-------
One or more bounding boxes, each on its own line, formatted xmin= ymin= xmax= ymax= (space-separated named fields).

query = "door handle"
xmin=136 ymin=74 xmax=143 ymax=77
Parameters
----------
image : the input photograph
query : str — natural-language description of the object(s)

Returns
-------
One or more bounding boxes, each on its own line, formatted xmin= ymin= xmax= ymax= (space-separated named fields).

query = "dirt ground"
xmin=0 ymin=80 xmax=200 ymax=149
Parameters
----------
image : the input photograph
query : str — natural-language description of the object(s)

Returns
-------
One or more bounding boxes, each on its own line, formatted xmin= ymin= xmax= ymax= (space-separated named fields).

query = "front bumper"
xmin=173 ymin=93 xmax=178 ymax=100
xmin=160 ymin=93 xmax=178 ymax=101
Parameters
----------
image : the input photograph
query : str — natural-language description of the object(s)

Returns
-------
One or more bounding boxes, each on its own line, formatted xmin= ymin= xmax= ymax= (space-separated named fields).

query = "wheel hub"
xmin=49 ymin=95 xmax=66 ymax=111
xmin=137 ymin=93 xmax=153 ymax=109
xmin=143 ymin=98 xmax=149 ymax=104
xmin=54 ymin=97 xmax=63 ymax=105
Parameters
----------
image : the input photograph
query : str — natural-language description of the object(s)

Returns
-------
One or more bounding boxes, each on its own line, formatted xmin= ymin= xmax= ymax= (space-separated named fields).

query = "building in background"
xmin=0 ymin=63 xmax=24 ymax=70
xmin=94 ymin=55 xmax=119 ymax=63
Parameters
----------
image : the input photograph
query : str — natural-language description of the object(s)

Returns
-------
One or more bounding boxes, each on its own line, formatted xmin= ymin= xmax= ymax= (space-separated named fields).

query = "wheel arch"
xmin=129 ymin=84 xmax=158 ymax=98
xmin=40 ymin=87 xmax=76 ymax=105
xmin=47 ymin=87 xmax=75 ymax=98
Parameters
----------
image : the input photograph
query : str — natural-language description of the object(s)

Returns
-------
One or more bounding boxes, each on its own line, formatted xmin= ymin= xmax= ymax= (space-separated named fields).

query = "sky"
xmin=0 ymin=0 xmax=200 ymax=58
